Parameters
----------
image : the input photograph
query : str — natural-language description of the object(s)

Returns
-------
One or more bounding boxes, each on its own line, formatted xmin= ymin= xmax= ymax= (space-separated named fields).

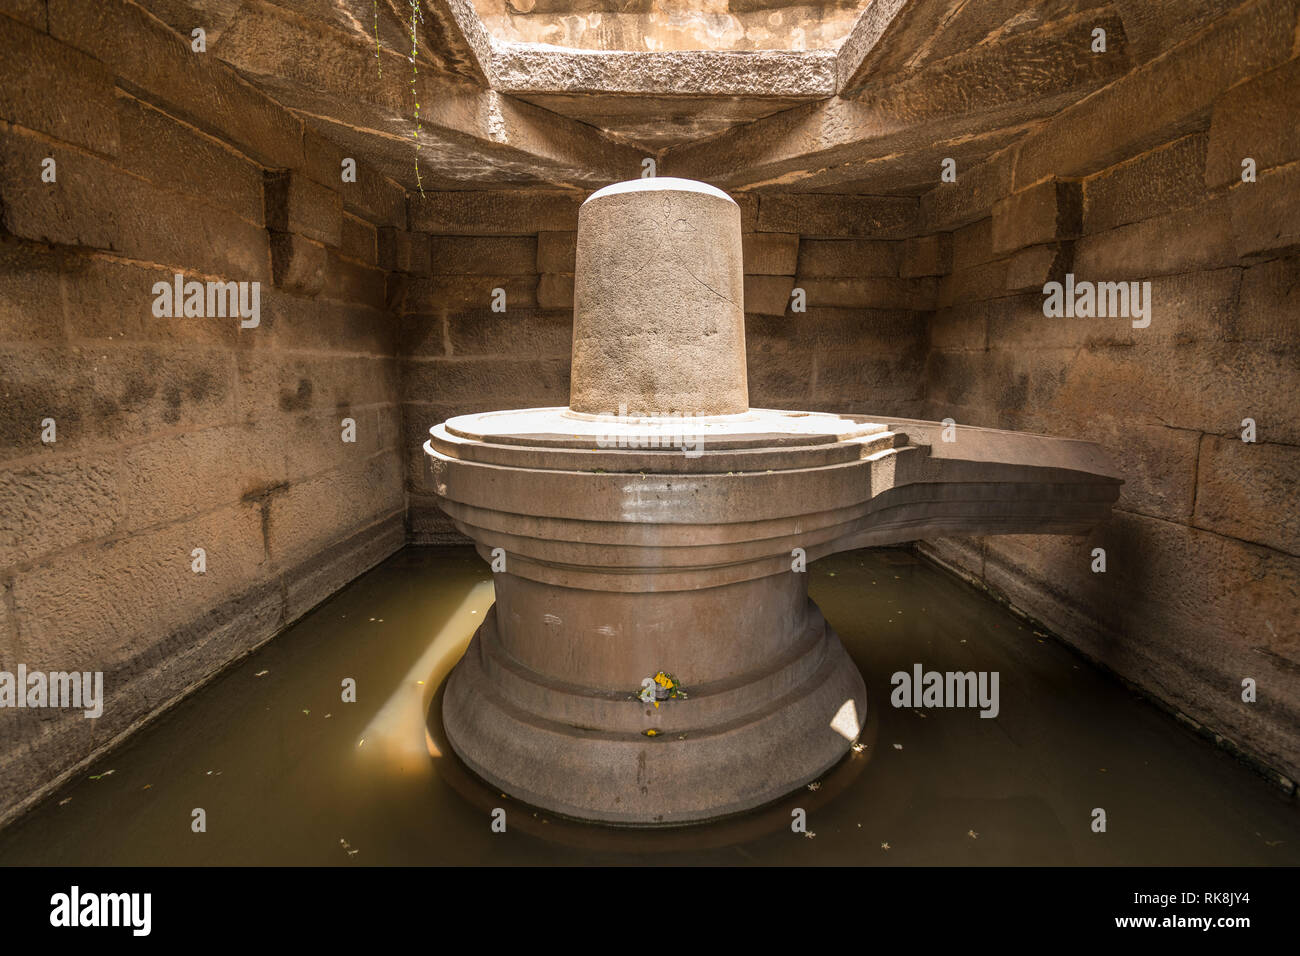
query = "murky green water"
xmin=1 ymin=546 xmax=1295 ymax=865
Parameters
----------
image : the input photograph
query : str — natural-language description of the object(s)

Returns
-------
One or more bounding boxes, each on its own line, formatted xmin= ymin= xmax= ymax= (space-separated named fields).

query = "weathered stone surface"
xmin=400 ymin=274 xmax=539 ymax=311
xmin=492 ymin=46 xmax=837 ymax=97
xmin=981 ymin=290 xmax=1125 ymax=352
xmin=0 ymin=130 xmax=270 ymax=281
xmin=303 ymin=130 xmax=405 ymax=228
xmin=1074 ymin=195 xmax=1236 ymax=279
xmin=952 ymin=217 xmax=995 ymax=270
xmin=444 ymin=308 xmax=572 ymax=357
xmin=536 ymin=273 xmax=574 ymax=310
xmin=270 ymin=233 xmax=327 ymax=297
xmin=929 ymin=301 xmax=988 ymax=352
xmin=117 ymin=93 xmax=264 ymax=228
xmin=379 ymin=229 xmax=432 ymax=275
xmin=742 ymin=232 xmax=799 ymax=275
xmin=835 ymin=0 xmax=915 ymax=91
xmin=0 ymin=0 xmax=415 ymax=830
xmin=1238 ymin=252 xmax=1300 ymax=345
xmin=813 ymin=350 xmax=926 ymax=407
xmin=396 ymin=314 xmax=445 ymax=358
xmin=282 ymin=511 xmax=404 ymax=623
xmin=745 ymin=274 xmax=795 ymax=316
xmin=265 ymin=171 xmax=343 ymax=248
xmin=1013 ymin=0 xmax=1296 ymax=188
xmin=1206 ymin=57 xmax=1300 ymax=189
xmin=60 ymin=256 xmax=240 ymax=349
xmin=117 ymin=422 xmax=287 ymax=532
xmin=745 ymin=337 xmax=815 ymax=401
xmin=235 ymin=351 xmax=397 ymax=425
xmin=1228 ymin=160 xmax=1300 ymax=258
xmin=0 ymin=344 xmax=236 ymax=456
xmin=48 ymin=0 xmax=305 ymax=170
xmin=320 ymin=251 xmax=385 ymax=308
xmin=797 ymin=238 xmax=898 ymax=278
xmin=1 ymin=0 xmax=45 ymax=29
xmin=10 ymin=500 xmax=268 ymax=663
xmin=750 ymin=306 xmax=919 ymax=352
xmin=268 ymin=451 xmax=404 ymax=568
xmin=339 ymin=214 xmax=377 ymax=266
xmin=900 ymin=233 xmax=951 ymax=278
xmin=404 ymin=356 xmax=571 ymax=405
xmin=0 ymin=456 xmax=122 ymax=570
xmin=936 ymin=259 xmax=1011 ymax=308
xmin=1195 ymin=435 xmax=1300 ymax=555
xmin=255 ymin=288 xmax=394 ymax=355
xmin=1113 ymin=0 xmax=1242 ymax=63
xmin=992 ymin=179 xmax=1082 ymax=255
xmin=799 ymin=276 xmax=935 ymax=311
xmin=406 ymin=492 xmax=462 ymax=542
xmin=0 ymin=14 xmax=119 ymax=154
xmin=0 ymin=238 xmax=69 ymax=345
xmin=757 ymin=194 xmax=917 ymax=237
xmin=936 ymin=340 xmax=1300 ymax=447
xmin=671 ymin=11 xmax=1124 ymax=191
xmin=1084 ymin=132 xmax=1208 ymax=235
xmin=276 ymin=407 xmax=394 ymax=485
xmin=520 ymin=90 xmax=816 ymax=150
xmin=536 ymin=231 xmax=577 ymax=273
xmin=410 ymin=190 xmax=582 ymax=234
xmin=921 ymin=145 xmax=1016 ymax=231
xmin=1004 ymin=243 xmax=1071 ymax=293
xmin=429 ymin=236 xmax=535 ymax=275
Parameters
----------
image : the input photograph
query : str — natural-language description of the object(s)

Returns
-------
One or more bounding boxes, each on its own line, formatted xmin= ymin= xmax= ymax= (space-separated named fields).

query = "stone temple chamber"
xmin=1 ymin=0 xmax=1299 ymax=891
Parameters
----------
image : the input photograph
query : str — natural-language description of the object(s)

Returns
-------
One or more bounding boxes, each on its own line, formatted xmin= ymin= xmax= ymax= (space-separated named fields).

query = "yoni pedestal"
xmin=427 ymin=178 xmax=1120 ymax=824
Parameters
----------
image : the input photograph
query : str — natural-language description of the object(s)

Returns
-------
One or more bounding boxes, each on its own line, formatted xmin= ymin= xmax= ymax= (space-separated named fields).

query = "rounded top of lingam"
xmin=568 ymin=177 xmax=749 ymax=419
xmin=584 ymin=177 xmax=736 ymax=205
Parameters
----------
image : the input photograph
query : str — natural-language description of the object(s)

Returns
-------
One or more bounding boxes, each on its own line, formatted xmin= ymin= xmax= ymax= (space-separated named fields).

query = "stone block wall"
xmin=916 ymin=0 xmax=1300 ymax=786
xmin=397 ymin=188 xmax=931 ymax=542
xmin=0 ymin=5 xmax=406 ymax=823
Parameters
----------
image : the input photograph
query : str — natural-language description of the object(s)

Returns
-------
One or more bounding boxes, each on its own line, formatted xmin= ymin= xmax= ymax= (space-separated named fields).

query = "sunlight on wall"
xmin=470 ymin=0 xmax=867 ymax=52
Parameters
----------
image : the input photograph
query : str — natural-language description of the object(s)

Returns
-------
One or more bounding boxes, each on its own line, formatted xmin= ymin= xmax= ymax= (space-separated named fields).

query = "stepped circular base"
xmin=442 ymin=597 xmax=867 ymax=825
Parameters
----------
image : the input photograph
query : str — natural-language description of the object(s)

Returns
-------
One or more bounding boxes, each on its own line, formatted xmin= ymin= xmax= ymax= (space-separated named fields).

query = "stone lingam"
xmin=426 ymin=177 xmax=1122 ymax=825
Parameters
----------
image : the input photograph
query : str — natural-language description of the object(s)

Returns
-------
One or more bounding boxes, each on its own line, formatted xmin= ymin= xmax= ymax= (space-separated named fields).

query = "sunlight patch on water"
xmin=358 ymin=581 xmax=495 ymax=769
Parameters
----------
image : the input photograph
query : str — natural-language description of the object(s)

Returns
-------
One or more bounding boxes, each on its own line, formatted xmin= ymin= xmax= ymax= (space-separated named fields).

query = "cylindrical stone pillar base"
xmin=442 ymin=572 xmax=867 ymax=825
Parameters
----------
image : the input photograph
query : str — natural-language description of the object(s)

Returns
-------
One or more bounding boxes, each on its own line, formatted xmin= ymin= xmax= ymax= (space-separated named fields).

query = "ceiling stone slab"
xmin=666 ymin=9 xmax=1131 ymax=191
xmin=512 ymin=92 xmax=822 ymax=150
xmin=490 ymin=46 xmax=837 ymax=97
xmin=197 ymin=0 xmax=643 ymax=188
xmin=787 ymin=124 xmax=1034 ymax=197
xmin=491 ymin=45 xmax=837 ymax=148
